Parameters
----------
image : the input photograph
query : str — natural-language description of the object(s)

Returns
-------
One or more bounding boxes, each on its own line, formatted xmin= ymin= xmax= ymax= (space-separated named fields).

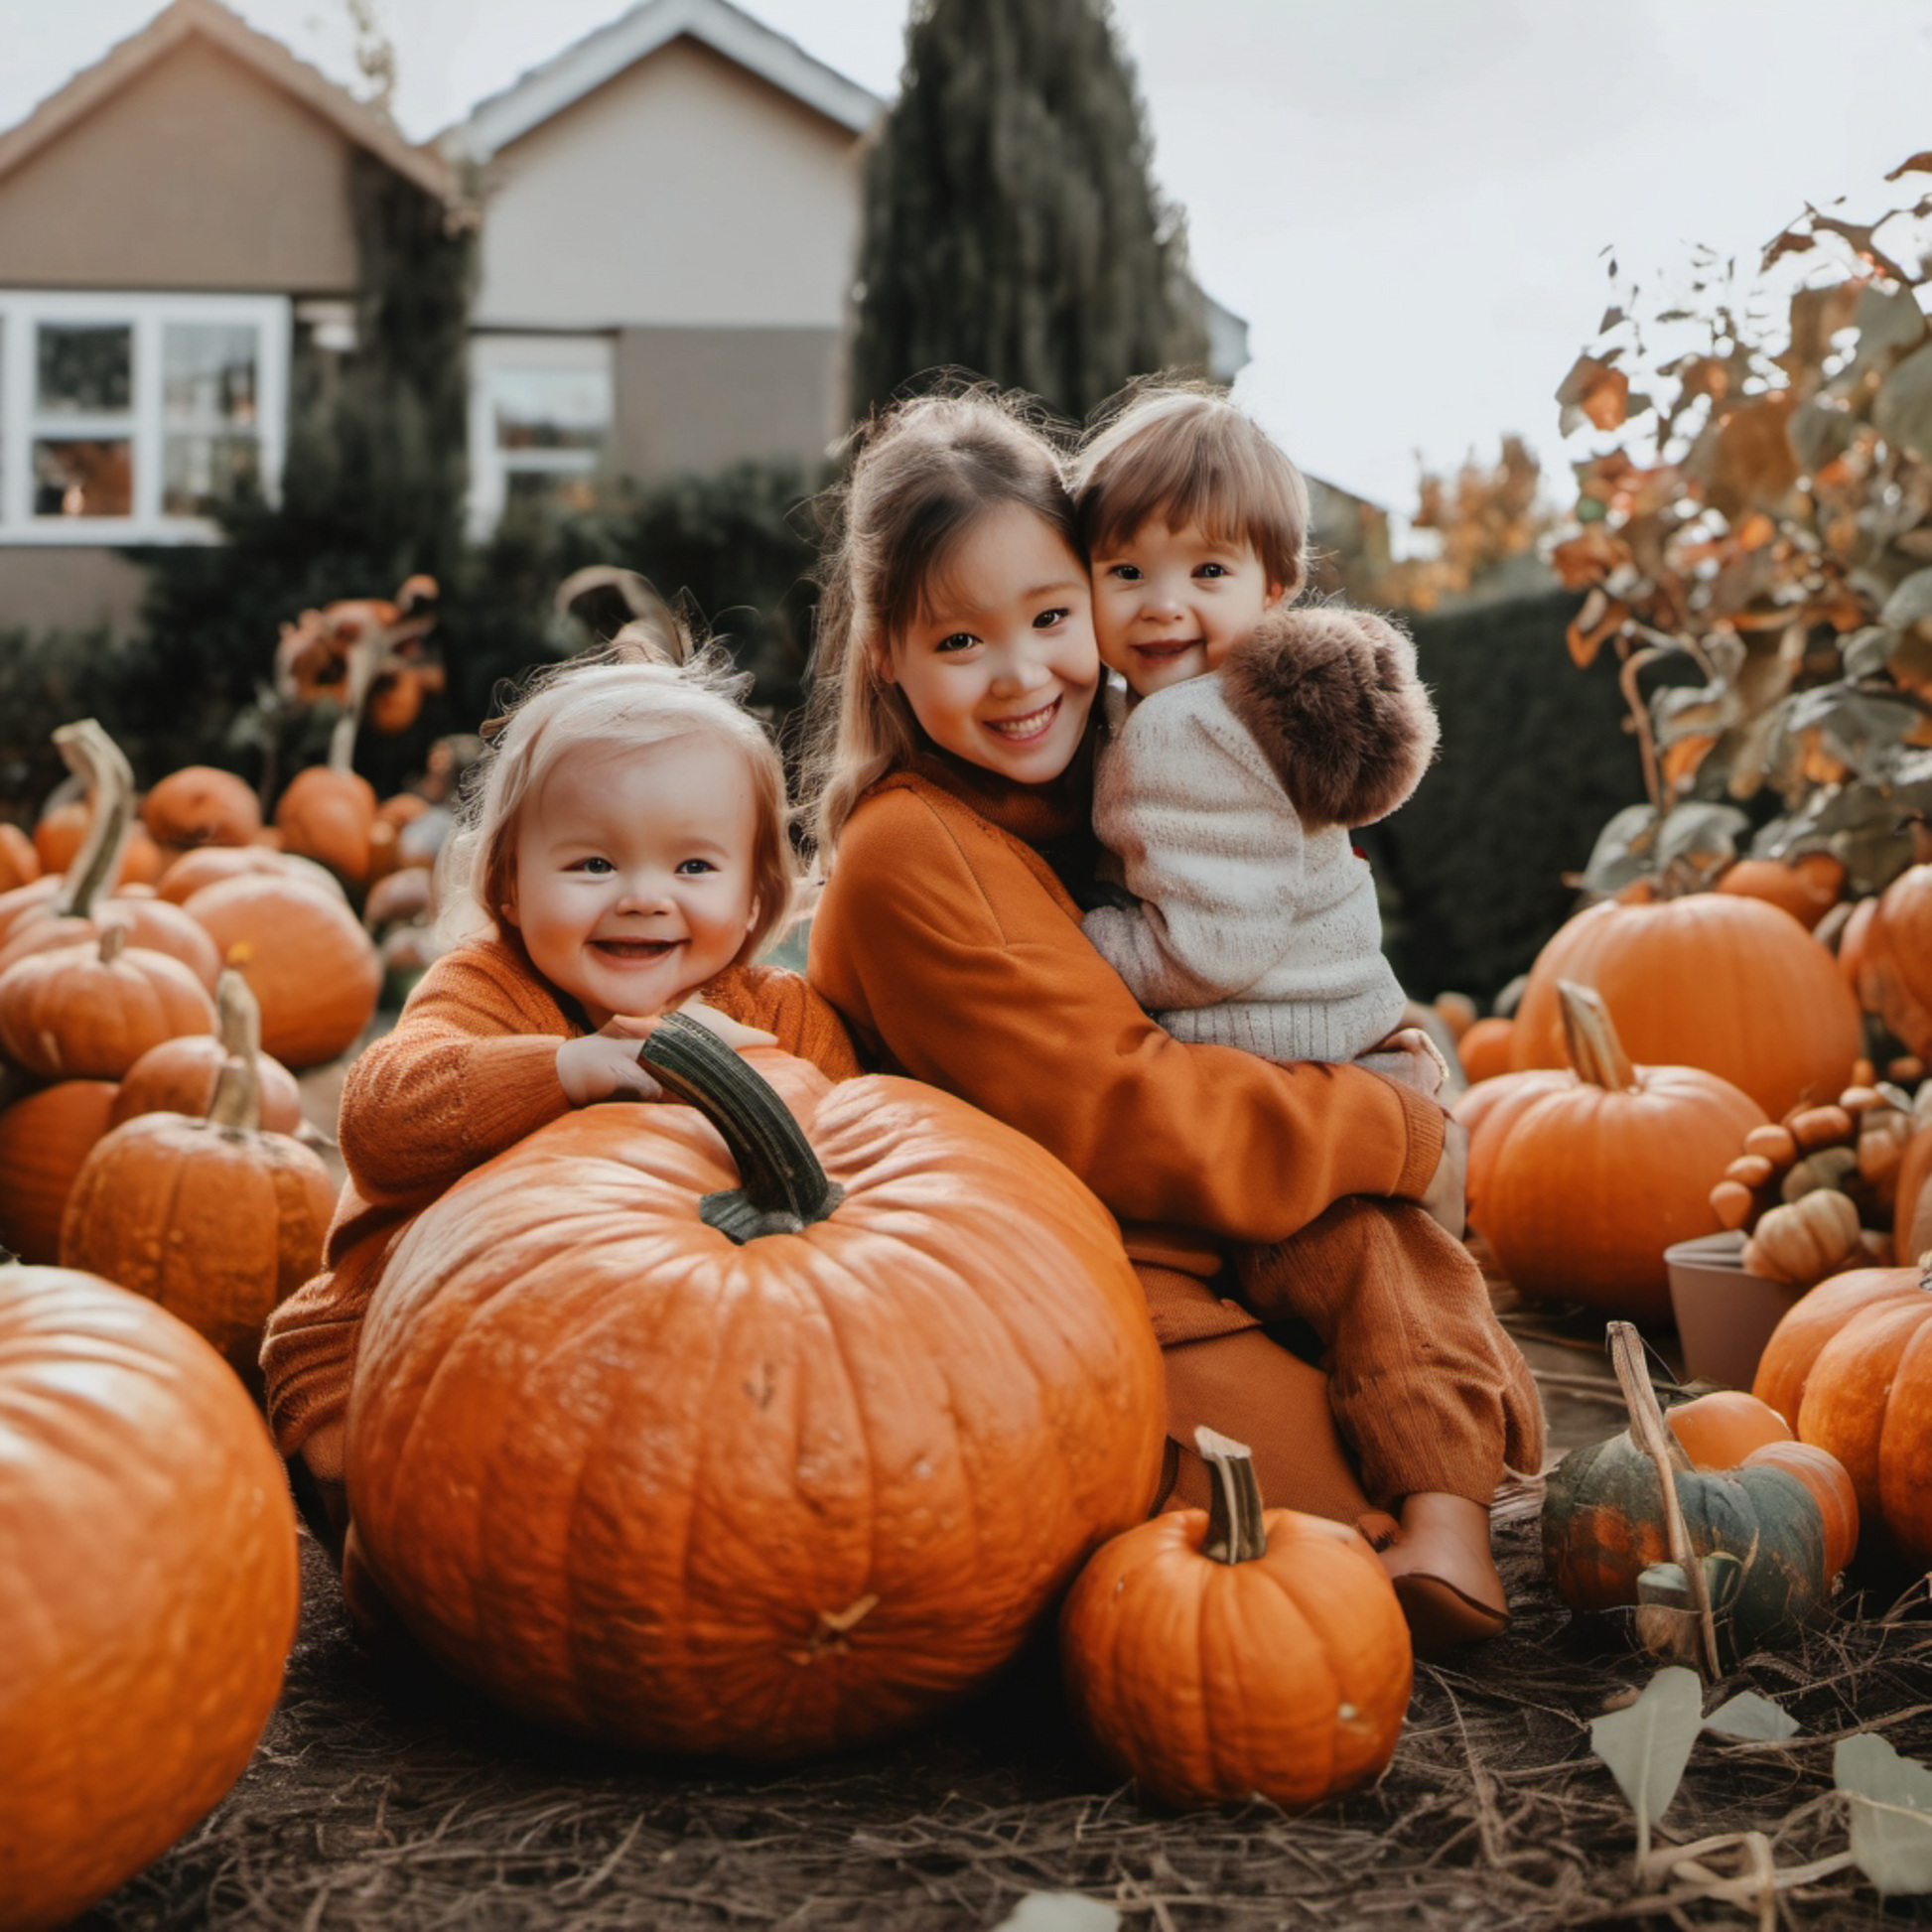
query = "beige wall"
xmin=0 ymin=37 xmax=360 ymax=294
xmin=475 ymin=37 xmax=863 ymax=331
xmin=613 ymin=324 xmax=841 ymax=480
xmin=0 ymin=548 xmax=148 ymax=640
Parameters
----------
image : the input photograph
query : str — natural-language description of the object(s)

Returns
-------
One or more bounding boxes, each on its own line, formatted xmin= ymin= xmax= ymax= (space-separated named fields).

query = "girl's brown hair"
xmin=803 ymin=386 xmax=1082 ymax=856
xmin=1073 ymin=381 xmax=1311 ymax=597
xmin=436 ymin=619 xmax=797 ymax=965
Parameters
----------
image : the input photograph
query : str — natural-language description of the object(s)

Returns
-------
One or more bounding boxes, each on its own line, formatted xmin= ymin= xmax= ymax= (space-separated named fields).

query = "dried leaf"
xmin=1590 ymin=1667 xmax=1704 ymax=1834
xmin=1841 ymin=624 xmax=1899 ymax=680
xmin=1837 ymin=1733 xmax=1932 ymax=1895
xmin=1568 ymin=589 xmax=1628 ymax=669
xmin=1703 ymin=1690 xmax=1799 ymax=1741
xmin=990 ymin=1895 xmax=1123 ymax=1932
xmin=1692 ymin=394 xmax=1802 ymax=518
xmin=1886 ymin=151 xmax=1932 ymax=181
xmin=1558 ymin=354 xmax=1631 ymax=437
xmin=1655 ymin=801 xmax=1750 ymax=873
xmin=1889 ymin=627 xmax=1932 ymax=695
xmin=1884 ymin=566 xmax=1932 ymax=630
xmin=1876 ymin=342 xmax=1932 ymax=466
xmin=1760 ymin=225 xmax=1819 ymax=274
xmin=1579 ymin=802 xmax=1664 ymax=896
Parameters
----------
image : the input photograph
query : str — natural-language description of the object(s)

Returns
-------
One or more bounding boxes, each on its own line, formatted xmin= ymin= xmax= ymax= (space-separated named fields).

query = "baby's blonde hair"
xmin=1073 ymin=381 xmax=1311 ymax=598
xmin=802 ymin=386 xmax=1081 ymax=857
xmin=437 ymin=622 xmax=796 ymax=962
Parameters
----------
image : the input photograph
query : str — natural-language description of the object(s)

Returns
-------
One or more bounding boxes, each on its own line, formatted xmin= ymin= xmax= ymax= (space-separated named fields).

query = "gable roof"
xmin=448 ymin=0 xmax=883 ymax=166
xmin=0 ymin=0 xmax=454 ymax=202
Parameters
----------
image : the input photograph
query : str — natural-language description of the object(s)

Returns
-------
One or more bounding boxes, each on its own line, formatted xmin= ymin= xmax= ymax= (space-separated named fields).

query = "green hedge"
xmin=1361 ymin=590 xmax=1643 ymax=1008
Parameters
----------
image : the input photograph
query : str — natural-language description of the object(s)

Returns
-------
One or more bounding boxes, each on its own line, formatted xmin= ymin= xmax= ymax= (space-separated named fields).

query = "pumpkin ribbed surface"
xmin=346 ymin=1044 xmax=1165 ymax=1759
xmin=1859 ymin=864 xmax=1932 ymax=1059
xmin=273 ymin=766 xmax=376 ymax=884
xmin=140 ymin=765 xmax=261 ymax=849
xmin=62 ymin=1107 xmax=335 ymax=1379
xmin=0 ymin=934 xmax=215 ymax=1082
xmin=1058 ymin=1468 xmax=1410 ymax=1811
xmin=109 ymin=1035 xmax=303 ymax=1136
xmin=1510 ymin=895 xmax=1862 ymax=1117
xmin=0 ymin=1265 xmax=298 ymax=1932
xmin=0 ymin=1081 xmax=117 ymax=1265
xmin=1752 ymin=1263 xmax=1932 ymax=1565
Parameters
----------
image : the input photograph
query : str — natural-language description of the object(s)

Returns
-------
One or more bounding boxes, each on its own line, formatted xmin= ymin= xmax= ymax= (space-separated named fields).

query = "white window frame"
xmin=0 ymin=289 xmax=290 ymax=544
xmin=468 ymin=331 xmax=616 ymax=538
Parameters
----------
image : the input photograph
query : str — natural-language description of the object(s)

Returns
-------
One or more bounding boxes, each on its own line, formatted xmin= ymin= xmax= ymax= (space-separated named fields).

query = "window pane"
xmin=163 ymin=432 xmax=258 ymax=516
xmin=37 ymin=324 xmax=132 ymax=414
xmin=164 ymin=323 xmax=259 ymax=427
xmin=33 ymin=438 xmax=133 ymax=516
xmin=490 ymin=367 xmax=611 ymax=452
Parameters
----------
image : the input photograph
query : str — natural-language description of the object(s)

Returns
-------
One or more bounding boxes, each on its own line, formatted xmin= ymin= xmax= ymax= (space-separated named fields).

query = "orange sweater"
xmin=809 ymin=764 xmax=1445 ymax=1273
xmin=261 ymin=934 xmax=859 ymax=1463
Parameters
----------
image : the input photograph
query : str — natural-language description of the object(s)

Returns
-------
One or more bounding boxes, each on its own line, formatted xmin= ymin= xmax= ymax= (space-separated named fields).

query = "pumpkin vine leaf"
xmin=1836 ymin=1733 xmax=1932 ymax=1895
xmin=1589 ymin=1666 xmax=1706 ymax=1863
xmin=1702 ymin=1690 xmax=1800 ymax=1742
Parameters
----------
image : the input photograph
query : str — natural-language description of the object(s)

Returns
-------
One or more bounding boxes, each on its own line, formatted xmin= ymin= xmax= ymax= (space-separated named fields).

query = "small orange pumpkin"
xmin=0 ymin=822 xmax=39 ymax=894
xmin=0 ymin=925 xmax=215 ymax=1083
xmin=1059 ymin=1429 xmax=1411 ymax=1811
xmin=1456 ymin=1015 xmax=1517 ymax=1084
xmin=141 ymin=764 xmax=262 ymax=850
xmin=64 ymin=1046 xmax=336 ymax=1380
xmin=110 ymin=968 xmax=305 ymax=1138
xmin=1858 ymin=864 xmax=1932 ymax=1058
xmin=273 ymin=765 xmax=378 ymax=885
xmin=1479 ymin=983 xmax=1766 ymax=1318
xmin=1714 ymin=853 xmax=1845 ymax=930
xmin=0 ymin=1262 xmax=299 ymax=1932
xmin=155 ymin=842 xmax=345 ymax=907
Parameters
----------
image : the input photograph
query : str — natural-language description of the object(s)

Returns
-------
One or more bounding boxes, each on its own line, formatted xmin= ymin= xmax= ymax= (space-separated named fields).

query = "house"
xmin=0 ymin=0 xmax=1260 ymax=633
xmin=0 ymin=0 xmax=453 ymax=637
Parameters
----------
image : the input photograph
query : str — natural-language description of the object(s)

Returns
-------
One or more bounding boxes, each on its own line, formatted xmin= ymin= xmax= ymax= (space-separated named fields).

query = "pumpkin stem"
xmin=635 ymin=1011 xmax=844 ymax=1243
xmin=207 ymin=1053 xmax=262 ymax=1135
xmin=215 ymin=968 xmax=262 ymax=1065
xmin=97 ymin=923 xmax=129 ymax=967
xmin=1195 ymin=1426 xmax=1270 ymax=1564
xmin=1606 ymin=1319 xmax=1721 ymax=1679
xmin=328 ymin=633 xmax=382 ymax=774
xmin=51 ymin=718 xmax=134 ymax=920
xmin=1558 ymin=981 xmax=1637 ymax=1092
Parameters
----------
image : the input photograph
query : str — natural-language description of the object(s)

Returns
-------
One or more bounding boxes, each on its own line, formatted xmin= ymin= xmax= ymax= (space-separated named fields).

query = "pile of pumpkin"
xmin=0 ymin=720 xmax=386 ymax=1268
xmin=1443 ymin=855 xmax=1932 ymax=1318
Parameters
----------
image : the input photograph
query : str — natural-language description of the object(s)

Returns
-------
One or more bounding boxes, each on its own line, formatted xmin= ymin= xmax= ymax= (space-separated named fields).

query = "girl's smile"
xmin=502 ymin=737 xmax=760 ymax=1028
xmin=884 ymin=501 xmax=1099 ymax=784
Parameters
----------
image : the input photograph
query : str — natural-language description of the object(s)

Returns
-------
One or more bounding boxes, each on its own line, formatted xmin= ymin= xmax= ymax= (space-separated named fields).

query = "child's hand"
xmin=678 ymin=999 xmax=778 ymax=1051
xmin=1373 ymin=1026 xmax=1451 ymax=1097
xmin=556 ymin=1021 xmax=666 ymax=1106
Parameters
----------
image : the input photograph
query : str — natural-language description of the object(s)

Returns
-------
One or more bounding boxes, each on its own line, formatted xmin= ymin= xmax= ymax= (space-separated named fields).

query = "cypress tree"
xmin=847 ymin=0 xmax=1207 ymax=424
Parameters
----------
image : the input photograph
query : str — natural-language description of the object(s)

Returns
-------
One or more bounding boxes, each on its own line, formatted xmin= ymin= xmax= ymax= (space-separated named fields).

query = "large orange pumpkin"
xmin=155 ymin=842 xmax=345 ymax=907
xmin=63 ymin=1050 xmax=335 ymax=1381
xmin=184 ymin=872 xmax=381 ymax=1068
xmin=1752 ymin=1260 xmax=1932 ymax=1567
xmin=1058 ymin=1429 xmax=1411 ymax=1811
xmin=1510 ymin=895 xmax=1863 ymax=1118
xmin=1857 ymin=864 xmax=1932 ymax=1059
xmin=345 ymin=1016 xmax=1166 ymax=1759
xmin=1480 ymin=983 xmax=1766 ymax=1319
xmin=0 ymin=1263 xmax=298 ymax=1932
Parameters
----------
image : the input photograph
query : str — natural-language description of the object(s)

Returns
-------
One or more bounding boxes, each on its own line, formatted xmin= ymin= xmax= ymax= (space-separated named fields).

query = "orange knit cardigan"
xmin=260 ymin=934 xmax=859 ymax=1467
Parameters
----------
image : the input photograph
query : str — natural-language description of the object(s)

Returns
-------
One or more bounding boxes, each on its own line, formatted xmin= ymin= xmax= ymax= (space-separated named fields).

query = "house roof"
xmin=447 ymin=0 xmax=884 ymax=166
xmin=0 ymin=0 xmax=454 ymax=203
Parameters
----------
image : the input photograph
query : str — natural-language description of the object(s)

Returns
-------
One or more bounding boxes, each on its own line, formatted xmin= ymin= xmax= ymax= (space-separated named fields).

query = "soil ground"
xmin=67 ymin=1035 xmax=1932 ymax=1931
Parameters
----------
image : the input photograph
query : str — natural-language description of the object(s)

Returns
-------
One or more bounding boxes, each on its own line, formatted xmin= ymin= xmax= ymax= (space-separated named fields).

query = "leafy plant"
xmin=1553 ymin=152 xmax=1932 ymax=901
xmin=1591 ymin=1668 xmax=1932 ymax=1903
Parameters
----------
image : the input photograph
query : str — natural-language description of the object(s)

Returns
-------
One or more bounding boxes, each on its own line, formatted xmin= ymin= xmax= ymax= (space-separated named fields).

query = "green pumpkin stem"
xmin=1195 ymin=1426 xmax=1270 ymax=1564
xmin=214 ymin=968 xmax=262 ymax=1065
xmin=51 ymin=718 xmax=135 ymax=920
xmin=636 ymin=1011 xmax=844 ymax=1244
xmin=1558 ymin=980 xmax=1637 ymax=1091
xmin=1606 ymin=1319 xmax=1721 ymax=1679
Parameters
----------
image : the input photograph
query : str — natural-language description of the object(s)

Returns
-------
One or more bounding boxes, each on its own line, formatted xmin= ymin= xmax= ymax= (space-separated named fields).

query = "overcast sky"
xmin=8 ymin=0 xmax=1932 ymax=511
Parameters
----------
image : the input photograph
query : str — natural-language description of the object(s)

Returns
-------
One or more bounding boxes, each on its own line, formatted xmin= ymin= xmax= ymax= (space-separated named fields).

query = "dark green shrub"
xmin=1363 ymin=591 xmax=1643 ymax=1007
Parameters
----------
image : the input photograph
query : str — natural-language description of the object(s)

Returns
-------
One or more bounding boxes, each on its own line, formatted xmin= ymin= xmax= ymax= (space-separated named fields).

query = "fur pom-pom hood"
xmin=1218 ymin=605 xmax=1438 ymax=828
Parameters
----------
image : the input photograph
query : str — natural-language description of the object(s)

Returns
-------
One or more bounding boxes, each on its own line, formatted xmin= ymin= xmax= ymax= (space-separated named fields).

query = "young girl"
xmin=261 ymin=630 xmax=859 ymax=1547
xmin=802 ymin=388 xmax=1543 ymax=1650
